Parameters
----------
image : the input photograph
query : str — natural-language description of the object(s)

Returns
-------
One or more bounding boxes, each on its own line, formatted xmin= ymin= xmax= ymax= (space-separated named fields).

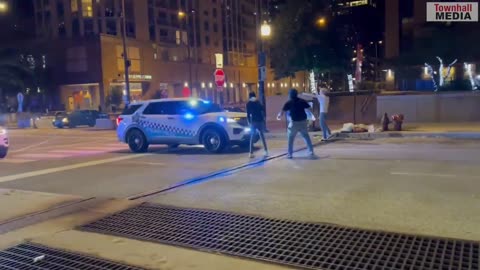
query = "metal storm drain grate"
xmin=0 ymin=242 xmax=145 ymax=270
xmin=80 ymin=203 xmax=480 ymax=270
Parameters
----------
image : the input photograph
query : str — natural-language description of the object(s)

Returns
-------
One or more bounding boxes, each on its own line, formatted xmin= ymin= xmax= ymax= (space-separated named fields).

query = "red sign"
xmin=214 ymin=69 xmax=225 ymax=87
xmin=182 ymin=87 xmax=191 ymax=97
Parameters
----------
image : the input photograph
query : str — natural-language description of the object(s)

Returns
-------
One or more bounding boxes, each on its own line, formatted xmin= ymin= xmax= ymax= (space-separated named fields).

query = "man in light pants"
xmin=303 ymin=87 xmax=332 ymax=140
xmin=277 ymin=89 xmax=316 ymax=159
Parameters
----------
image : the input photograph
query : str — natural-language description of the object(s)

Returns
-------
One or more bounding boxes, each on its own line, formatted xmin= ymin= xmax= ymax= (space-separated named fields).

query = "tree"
xmin=269 ymin=0 xmax=350 ymax=80
xmin=390 ymin=24 xmax=480 ymax=67
xmin=0 ymin=48 xmax=33 ymax=97
xmin=388 ymin=23 xmax=480 ymax=91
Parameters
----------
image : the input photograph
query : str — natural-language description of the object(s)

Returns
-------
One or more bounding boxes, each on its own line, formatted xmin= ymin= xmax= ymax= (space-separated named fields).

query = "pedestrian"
xmin=277 ymin=89 xmax=316 ymax=159
xmin=246 ymin=92 xmax=268 ymax=158
xmin=303 ymin=86 xmax=332 ymax=140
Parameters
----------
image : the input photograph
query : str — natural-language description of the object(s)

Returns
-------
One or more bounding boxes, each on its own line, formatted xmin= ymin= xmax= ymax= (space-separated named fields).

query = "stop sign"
xmin=214 ymin=69 xmax=225 ymax=87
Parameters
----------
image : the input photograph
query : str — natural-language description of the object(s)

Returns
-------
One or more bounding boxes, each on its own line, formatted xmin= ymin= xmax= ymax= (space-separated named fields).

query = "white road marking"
xmin=0 ymin=154 xmax=150 ymax=183
xmin=49 ymin=150 xmax=104 ymax=154
xmin=74 ymin=146 xmax=125 ymax=151
xmin=10 ymin=139 xmax=51 ymax=153
xmin=126 ymin=161 xmax=166 ymax=166
xmin=16 ymin=153 xmax=72 ymax=159
xmin=390 ymin=172 xmax=457 ymax=178
xmin=0 ymin=158 xmax=36 ymax=164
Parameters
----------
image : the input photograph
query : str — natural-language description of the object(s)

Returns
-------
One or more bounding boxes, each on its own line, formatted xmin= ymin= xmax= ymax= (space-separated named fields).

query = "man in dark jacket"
xmin=246 ymin=92 xmax=268 ymax=158
xmin=277 ymin=89 xmax=316 ymax=159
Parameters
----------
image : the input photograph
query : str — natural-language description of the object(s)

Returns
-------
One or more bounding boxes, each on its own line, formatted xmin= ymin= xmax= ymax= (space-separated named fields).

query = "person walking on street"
xmin=277 ymin=89 xmax=316 ymax=159
xmin=303 ymin=87 xmax=332 ymax=140
xmin=246 ymin=92 xmax=269 ymax=158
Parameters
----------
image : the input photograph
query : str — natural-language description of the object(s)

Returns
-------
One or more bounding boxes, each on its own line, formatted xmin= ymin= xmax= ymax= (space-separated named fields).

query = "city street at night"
xmin=1 ymin=0 xmax=480 ymax=268
xmin=1 ymin=128 xmax=480 ymax=269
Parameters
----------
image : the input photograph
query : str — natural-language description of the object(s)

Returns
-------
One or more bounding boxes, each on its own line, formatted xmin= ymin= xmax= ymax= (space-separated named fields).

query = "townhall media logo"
xmin=427 ymin=2 xmax=478 ymax=22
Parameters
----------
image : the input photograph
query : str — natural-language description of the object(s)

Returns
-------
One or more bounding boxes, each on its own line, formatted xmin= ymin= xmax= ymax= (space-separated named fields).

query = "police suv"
xmin=116 ymin=98 xmax=257 ymax=153
xmin=0 ymin=126 xmax=8 ymax=159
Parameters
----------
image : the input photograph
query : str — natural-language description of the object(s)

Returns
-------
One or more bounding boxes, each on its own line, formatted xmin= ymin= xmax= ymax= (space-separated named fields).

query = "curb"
xmin=337 ymin=132 xmax=480 ymax=140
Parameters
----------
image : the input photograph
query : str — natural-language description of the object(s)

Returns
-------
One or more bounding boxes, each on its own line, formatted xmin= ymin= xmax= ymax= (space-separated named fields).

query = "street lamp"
xmin=258 ymin=21 xmax=270 ymax=131
xmin=0 ymin=1 xmax=8 ymax=13
xmin=178 ymin=11 xmax=186 ymax=19
xmin=261 ymin=21 xmax=271 ymax=37
xmin=178 ymin=10 xmax=194 ymax=96
xmin=316 ymin=17 xmax=327 ymax=28
xmin=120 ymin=0 xmax=131 ymax=106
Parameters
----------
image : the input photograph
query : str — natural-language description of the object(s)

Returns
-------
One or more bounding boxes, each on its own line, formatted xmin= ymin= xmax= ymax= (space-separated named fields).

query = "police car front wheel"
xmin=202 ymin=128 xmax=227 ymax=153
xmin=127 ymin=129 xmax=149 ymax=153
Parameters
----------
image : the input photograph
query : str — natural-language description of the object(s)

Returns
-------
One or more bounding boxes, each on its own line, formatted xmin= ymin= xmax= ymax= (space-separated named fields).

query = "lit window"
xmin=82 ymin=0 xmax=93 ymax=17
xmin=71 ymin=0 xmax=78 ymax=12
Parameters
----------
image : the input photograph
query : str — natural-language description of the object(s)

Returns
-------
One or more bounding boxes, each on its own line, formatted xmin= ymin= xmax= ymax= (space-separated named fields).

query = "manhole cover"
xmin=80 ymin=203 xmax=480 ymax=270
xmin=0 ymin=243 xmax=145 ymax=269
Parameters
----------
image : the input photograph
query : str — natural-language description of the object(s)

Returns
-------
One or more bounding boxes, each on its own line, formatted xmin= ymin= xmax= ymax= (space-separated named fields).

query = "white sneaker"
xmin=264 ymin=151 xmax=269 ymax=157
xmin=249 ymin=153 xmax=254 ymax=159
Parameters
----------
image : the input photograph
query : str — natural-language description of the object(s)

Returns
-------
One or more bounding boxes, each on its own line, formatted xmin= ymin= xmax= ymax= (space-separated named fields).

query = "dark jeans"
xmin=250 ymin=121 xmax=268 ymax=154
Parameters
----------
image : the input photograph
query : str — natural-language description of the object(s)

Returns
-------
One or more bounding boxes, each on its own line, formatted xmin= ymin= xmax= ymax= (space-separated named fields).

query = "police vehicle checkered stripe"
xmin=140 ymin=120 xmax=196 ymax=136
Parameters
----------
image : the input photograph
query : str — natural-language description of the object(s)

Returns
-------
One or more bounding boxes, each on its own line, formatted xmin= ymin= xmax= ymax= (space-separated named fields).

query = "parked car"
xmin=0 ymin=126 xmax=8 ymax=158
xmin=116 ymin=98 xmax=258 ymax=153
xmin=52 ymin=110 xmax=100 ymax=128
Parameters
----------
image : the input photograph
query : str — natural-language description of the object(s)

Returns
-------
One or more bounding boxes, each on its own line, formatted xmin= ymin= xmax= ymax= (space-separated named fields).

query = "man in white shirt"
xmin=303 ymin=87 xmax=332 ymax=140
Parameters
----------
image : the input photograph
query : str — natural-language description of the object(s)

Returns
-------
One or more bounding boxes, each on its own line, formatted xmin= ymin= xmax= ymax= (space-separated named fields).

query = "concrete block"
xmin=95 ymin=119 xmax=115 ymax=130
xmin=34 ymin=118 xmax=55 ymax=129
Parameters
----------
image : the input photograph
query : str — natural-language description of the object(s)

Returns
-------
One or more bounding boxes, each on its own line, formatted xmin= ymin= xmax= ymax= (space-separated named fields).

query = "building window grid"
xmin=81 ymin=0 xmax=93 ymax=17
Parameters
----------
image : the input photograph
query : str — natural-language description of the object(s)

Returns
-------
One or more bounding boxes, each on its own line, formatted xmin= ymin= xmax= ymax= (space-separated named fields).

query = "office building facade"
xmin=31 ymin=0 xmax=284 ymax=111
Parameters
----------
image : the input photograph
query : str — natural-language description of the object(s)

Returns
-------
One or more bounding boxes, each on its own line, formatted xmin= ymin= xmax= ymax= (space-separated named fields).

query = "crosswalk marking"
xmin=9 ymin=145 xmax=127 ymax=162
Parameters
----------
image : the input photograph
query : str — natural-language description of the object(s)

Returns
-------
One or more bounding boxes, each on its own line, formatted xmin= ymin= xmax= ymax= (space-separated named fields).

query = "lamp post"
xmin=376 ymin=40 xmax=382 ymax=81
xmin=121 ymin=0 xmax=131 ymax=106
xmin=259 ymin=21 xmax=270 ymax=130
xmin=178 ymin=10 xmax=195 ymax=96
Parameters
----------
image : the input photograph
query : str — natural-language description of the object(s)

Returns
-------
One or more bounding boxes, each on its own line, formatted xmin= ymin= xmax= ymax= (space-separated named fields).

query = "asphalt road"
xmin=1 ymin=128 xmax=480 ymax=244
xmin=0 ymin=128 xmax=296 ymax=198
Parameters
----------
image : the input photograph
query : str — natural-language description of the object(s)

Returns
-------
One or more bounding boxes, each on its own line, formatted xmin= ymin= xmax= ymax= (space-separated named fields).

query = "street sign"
xmin=215 ymin=54 xmax=224 ymax=69
xmin=259 ymin=66 xmax=266 ymax=82
xmin=348 ymin=74 xmax=354 ymax=92
xmin=182 ymin=87 xmax=191 ymax=97
xmin=214 ymin=69 xmax=225 ymax=87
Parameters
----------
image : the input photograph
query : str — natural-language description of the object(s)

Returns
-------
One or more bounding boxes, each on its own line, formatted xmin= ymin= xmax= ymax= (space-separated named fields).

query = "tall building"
xmin=29 ymin=0 xmax=266 ymax=111
xmin=384 ymin=0 xmax=445 ymax=60
xmin=0 ymin=0 xmax=35 ymax=41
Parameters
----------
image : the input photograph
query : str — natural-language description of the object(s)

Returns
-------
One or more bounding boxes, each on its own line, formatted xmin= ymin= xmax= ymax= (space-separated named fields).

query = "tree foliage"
xmin=269 ymin=0 xmax=351 ymax=80
xmin=0 ymin=48 xmax=33 ymax=94
xmin=390 ymin=24 xmax=480 ymax=67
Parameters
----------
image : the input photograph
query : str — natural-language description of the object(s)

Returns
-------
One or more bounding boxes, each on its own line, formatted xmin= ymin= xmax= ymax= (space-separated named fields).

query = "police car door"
xmin=165 ymin=101 xmax=197 ymax=141
xmin=140 ymin=101 xmax=172 ymax=143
